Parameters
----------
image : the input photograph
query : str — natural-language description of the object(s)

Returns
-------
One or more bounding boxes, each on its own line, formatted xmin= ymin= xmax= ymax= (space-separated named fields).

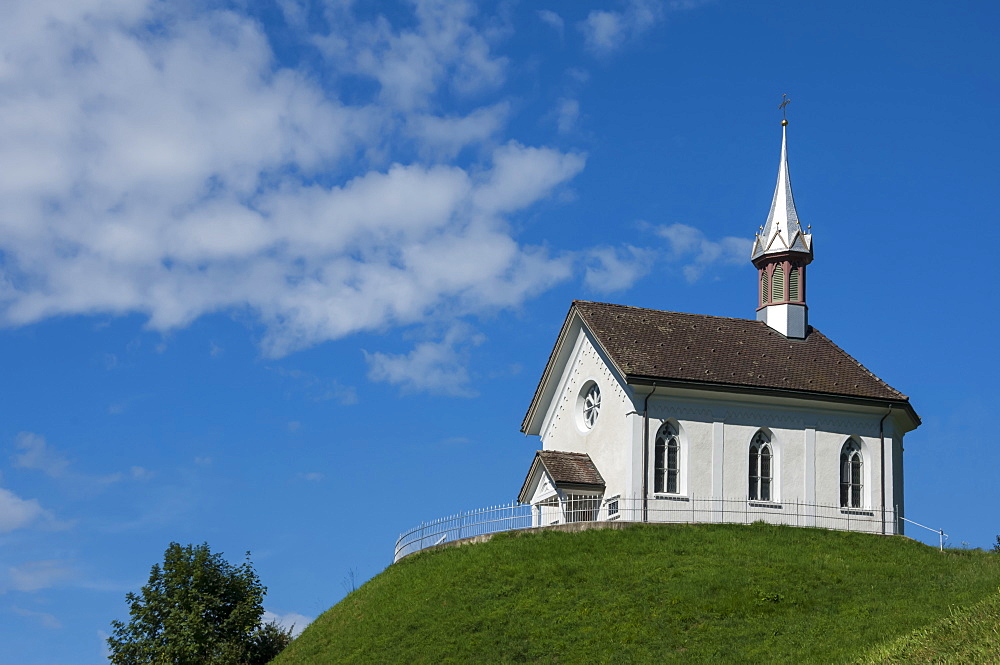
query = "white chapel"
xmin=517 ymin=119 xmax=920 ymax=536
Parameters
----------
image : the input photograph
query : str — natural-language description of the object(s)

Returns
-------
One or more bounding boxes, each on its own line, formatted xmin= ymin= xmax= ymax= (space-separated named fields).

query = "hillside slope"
xmin=273 ymin=524 xmax=1000 ymax=664
xmin=861 ymin=587 xmax=1000 ymax=664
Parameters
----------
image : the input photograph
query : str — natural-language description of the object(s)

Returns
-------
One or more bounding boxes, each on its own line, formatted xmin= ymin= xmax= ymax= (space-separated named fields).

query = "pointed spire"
xmin=752 ymin=102 xmax=814 ymax=339
xmin=751 ymin=121 xmax=812 ymax=261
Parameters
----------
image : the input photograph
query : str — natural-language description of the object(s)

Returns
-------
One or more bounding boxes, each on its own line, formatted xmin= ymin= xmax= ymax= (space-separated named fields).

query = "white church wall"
xmin=638 ymin=388 xmax=904 ymax=533
xmin=536 ymin=327 xmax=634 ymax=501
xmin=643 ymin=415 xmax=713 ymax=498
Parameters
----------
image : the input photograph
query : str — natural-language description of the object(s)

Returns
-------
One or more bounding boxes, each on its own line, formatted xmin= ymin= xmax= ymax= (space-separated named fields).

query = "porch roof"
xmin=518 ymin=450 xmax=605 ymax=504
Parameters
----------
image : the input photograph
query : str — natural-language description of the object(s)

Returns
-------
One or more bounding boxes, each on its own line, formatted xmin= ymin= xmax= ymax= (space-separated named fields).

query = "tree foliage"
xmin=108 ymin=542 xmax=292 ymax=665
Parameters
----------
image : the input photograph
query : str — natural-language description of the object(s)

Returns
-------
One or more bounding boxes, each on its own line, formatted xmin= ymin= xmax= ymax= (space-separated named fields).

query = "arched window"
xmin=654 ymin=422 xmax=680 ymax=494
xmin=788 ymin=267 xmax=800 ymax=301
xmin=771 ymin=265 xmax=785 ymax=302
xmin=841 ymin=440 xmax=864 ymax=508
xmin=761 ymin=271 xmax=770 ymax=305
xmin=749 ymin=431 xmax=773 ymax=501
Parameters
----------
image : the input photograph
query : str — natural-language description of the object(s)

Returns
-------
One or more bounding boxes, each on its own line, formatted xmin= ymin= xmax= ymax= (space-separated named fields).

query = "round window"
xmin=581 ymin=382 xmax=601 ymax=429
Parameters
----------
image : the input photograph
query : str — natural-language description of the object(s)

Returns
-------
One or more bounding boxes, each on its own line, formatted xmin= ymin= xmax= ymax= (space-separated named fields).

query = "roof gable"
xmin=521 ymin=305 xmax=629 ymax=436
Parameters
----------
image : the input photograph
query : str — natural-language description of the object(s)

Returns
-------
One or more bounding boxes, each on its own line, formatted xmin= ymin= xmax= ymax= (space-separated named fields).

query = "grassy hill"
xmin=859 ymin=586 xmax=1000 ymax=664
xmin=273 ymin=523 xmax=1000 ymax=664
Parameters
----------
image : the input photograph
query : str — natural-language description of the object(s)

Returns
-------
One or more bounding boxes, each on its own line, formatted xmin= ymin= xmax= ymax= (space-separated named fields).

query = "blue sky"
xmin=1 ymin=0 xmax=997 ymax=661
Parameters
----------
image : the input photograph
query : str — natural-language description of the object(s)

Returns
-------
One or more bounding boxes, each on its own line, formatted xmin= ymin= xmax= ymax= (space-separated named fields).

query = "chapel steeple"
xmin=751 ymin=98 xmax=813 ymax=339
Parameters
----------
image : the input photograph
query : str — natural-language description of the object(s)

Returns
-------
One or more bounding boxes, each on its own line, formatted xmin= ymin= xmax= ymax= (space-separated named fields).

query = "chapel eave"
xmin=520 ymin=303 xmax=580 ymax=435
xmin=624 ymin=374 xmax=920 ymax=431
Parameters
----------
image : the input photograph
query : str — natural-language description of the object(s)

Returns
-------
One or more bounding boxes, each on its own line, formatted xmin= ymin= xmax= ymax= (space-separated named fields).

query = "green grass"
xmin=860 ymin=587 xmax=1000 ymax=664
xmin=272 ymin=523 xmax=1000 ymax=664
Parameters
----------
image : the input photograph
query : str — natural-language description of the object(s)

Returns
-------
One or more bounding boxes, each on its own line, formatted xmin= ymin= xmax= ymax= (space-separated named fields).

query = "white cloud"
xmin=0 ymin=486 xmax=47 ymax=533
xmin=263 ymin=610 xmax=312 ymax=638
xmin=5 ymin=560 xmax=75 ymax=592
xmin=129 ymin=466 xmax=153 ymax=481
xmin=12 ymin=432 xmax=69 ymax=478
xmin=0 ymin=1 xmax=585 ymax=359
xmin=406 ymin=103 xmax=510 ymax=160
xmin=556 ymin=98 xmax=580 ymax=134
xmin=11 ymin=606 xmax=61 ymax=629
xmin=566 ymin=67 xmax=591 ymax=86
xmin=11 ymin=432 xmax=136 ymax=487
xmin=317 ymin=0 xmax=507 ymax=111
xmin=269 ymin=368 xmax=358 ymax=406
xmin=538 ymin=10 xmax=565 ymax=36
xmin=472 ymin=143 xmax=586 ymax=214
xmin=580 ymin=0 xmax=664 ymax=55
xmin=581 ymin=11 xmax=625 ymax=53
xmin=365 ymin=325 xmax=485 ymax=396
xmin=656 ymin=223 xmax=751 ymax=282
xmin=579 ymin=0 xmax=715 ymax=55
xmin=584 ymin=245 xmax=655 ymax=293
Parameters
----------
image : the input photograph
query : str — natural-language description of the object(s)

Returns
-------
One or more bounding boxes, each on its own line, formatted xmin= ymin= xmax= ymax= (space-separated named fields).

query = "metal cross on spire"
xmin=778 ymin=94 xmax=791 ymax=126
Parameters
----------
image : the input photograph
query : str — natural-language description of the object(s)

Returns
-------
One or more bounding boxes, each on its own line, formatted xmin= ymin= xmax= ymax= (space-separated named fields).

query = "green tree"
xmin=108 ymin=542 xmax=292 ymax=665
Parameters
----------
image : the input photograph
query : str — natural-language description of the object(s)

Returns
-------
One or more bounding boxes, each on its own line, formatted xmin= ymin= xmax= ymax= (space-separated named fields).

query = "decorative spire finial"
xmin=778 ymin=93 xmax=790 ymax=126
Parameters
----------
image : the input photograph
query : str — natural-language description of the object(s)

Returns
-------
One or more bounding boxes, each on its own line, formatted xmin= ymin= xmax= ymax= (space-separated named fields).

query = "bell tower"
xmin=751 ymin=102 xmax=813 ymax=339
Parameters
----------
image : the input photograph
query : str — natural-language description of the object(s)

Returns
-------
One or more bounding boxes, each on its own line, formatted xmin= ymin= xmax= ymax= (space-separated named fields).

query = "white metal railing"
xmin=899 ymin=516 xmax=948 ymax=551
xmin=394 ymin=502 xmax=532 ymax=562
xmin=393 ymin=495 xmax=925 ymax=562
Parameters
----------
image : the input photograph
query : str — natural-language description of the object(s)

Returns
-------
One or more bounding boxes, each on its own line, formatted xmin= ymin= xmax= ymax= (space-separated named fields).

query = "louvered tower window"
xmin=761 ymin=271 xmax=770 ymax=305
xmin=771 ymin=265 xmax=785 ymax=302
xmin=789 ymin=267 xmax=800 ymax=301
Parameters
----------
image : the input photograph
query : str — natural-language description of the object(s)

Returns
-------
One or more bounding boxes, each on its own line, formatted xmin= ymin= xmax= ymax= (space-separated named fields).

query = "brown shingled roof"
xmin=536 ymin=450 xmax=605 ymax=487
xmin=517 ymin=450 xmax=606 ymax=504
xmin=573 ymin=300 xmax=909 ymax=403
